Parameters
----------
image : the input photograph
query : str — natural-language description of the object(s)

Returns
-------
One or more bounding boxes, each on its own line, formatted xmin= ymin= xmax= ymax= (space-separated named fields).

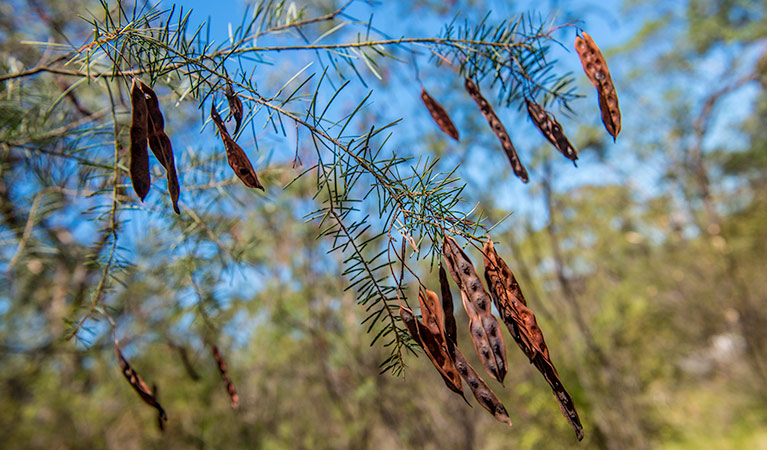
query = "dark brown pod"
xmin=400 ymin=304 xmax=465 ymax=399
xmin=464 ymin=78 xmax=528 ymax=183
xmin=439 ymin=264 xmax=457 ymax=345
xmin=597 ymin=87 xmax=621 ymax=142
xmin=114 ymin=336 xmax=167 ymax=428
xmin=129 ymin=78 xmax=150 ymax=201
xmin=211 ymin=345 xmax=239 ymax=410
xmin=483 ymin=239 xmax=584 ymax=441
xmin=442 ymin=236 xmax=507 ymax=383
xmin=452 ymin=346 xmax=513 ymax=426
xmin=225 ymin=80 xmax=244 ymax=137
xmin=421 ymin=88 xmax=460 ymax=141
xmin=574 ymin=32 xmax=621 ymax=141
xmin=138 ymin=81 xmax=180 ymax=214
xmin=211 ymin=102 xmax=264 ymax=190
xmin=525 ymin=98 xmax=578 ymax=163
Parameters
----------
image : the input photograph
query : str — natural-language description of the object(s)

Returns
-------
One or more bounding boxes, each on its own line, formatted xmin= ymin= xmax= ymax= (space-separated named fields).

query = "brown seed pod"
xmin=114 ymin=336 xmax=167 ymax=428
xmin=421 ymin=88 xmax=460 ymax=141
xmin=442 ymin=236 xmax=507 ymax=383
xmin=439 ymin=264 xmax=457 ymax=345
xmin=129 ymin=78 xmax=151 ymax=201
xmin=211 ymin=102 xmax=264 ymax=190
xmin=400 ymin=304 xmax=465 ymax=399
xmin=225 ymin=80 xmax=244 ymax=137
xmin=483 ymin=239 xmax=584 ymax=441
xmin=596 ymin=86 xmax=621 ymax=141
xmin=452 ymin=346 xmax=512 ymax=426
xmin=138 ymin=81 xmax=180 ymax=214
xmin=525 ymin=98 xmax=578 ymax=163
xmin=211 ymin=345 xmax=240 ymax=410
xmin=574 ymin=31 xmax=621 ymax=141
xmin=429 ymin=273 xmax=513 ymax=426
xmin=464 ymin=78 xmax=529 ymax=183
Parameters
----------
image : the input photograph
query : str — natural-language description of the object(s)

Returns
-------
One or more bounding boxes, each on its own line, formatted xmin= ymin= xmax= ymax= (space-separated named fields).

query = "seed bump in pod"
xmin=464 ymin=78 xmax=529 ymax=183
xmin=129 ymin=78 xmax=151 ymax=201
xmin=421 ymin=87 xmax=460 ymax=141
xmin=574 ymin=31 xmax=621 ymax=141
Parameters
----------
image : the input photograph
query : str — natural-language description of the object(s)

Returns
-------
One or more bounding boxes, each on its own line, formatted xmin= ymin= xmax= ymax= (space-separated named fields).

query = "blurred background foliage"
xmin=1 ymin=0 xmax=766 ymax=449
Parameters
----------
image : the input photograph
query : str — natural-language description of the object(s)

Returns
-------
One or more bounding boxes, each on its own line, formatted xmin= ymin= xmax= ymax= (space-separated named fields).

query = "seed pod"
xmin=452 ymin=346 xmax=512 ymax=426
xmin=439 ymin=264 xmax=457 ymax=345
xmin=464 ymin=78 xmax=528 ymax=183
xmin=211 ymin=345 xmax=240 ymax=410
xmin=421 ymin=88 xmax=460 ymax=141
xmin=574 ymin=32 xmax=621 ymax=141
xmin=400 ymin=304 xmax=465 ymax=399
xmin=483 ymin=239 xmax=584 ymax=441
xmin=525 ymin=98 xmax=578 ymax=163
xmin=225 ymin=80 xmax=244 ymax=137
xmin=138 ymin=80 xmax=180 ymax=214
xmin=114 ymin=336 xmax=167 ymax=428
xmin=429 ymin=273 xmax=513 ymax=425
xmin=211 ymin=102 xmax=264 ymax=190
xmin=129 ymin=78 xmax=151 ymax=201
xmin=152 ymin=384 xmax=165 ymax=431
xmin=442 ymin=236 xmax=507 ymax=383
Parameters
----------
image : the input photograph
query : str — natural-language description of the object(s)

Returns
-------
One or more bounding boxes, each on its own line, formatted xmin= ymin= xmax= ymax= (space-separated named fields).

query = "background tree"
xmin=1 ymin=0 xmax=765 ymax=449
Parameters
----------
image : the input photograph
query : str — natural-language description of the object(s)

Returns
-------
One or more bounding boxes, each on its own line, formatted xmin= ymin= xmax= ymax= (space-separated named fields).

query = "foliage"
xmin=1 ymin=0 xmax=766 ymax=449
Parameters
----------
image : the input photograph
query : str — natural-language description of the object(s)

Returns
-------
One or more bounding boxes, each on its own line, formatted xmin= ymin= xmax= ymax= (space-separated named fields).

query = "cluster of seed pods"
xmin=401 ymin=235 xmax=585 ymax=440
xmin=128 ymin=78 xmax=181 ymax=213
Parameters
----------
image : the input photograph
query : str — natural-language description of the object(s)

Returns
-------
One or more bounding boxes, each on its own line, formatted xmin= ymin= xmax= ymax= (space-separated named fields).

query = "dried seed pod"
xmin=211 ymin=102 xmax=264 ymax=190
xmin=597 ymin=86 xmax=621 ymax=141
xmin=464 ymin=78 xmax=528 ymax=183
xmin=225 ymin=80 xmax=244 ymax=137
xmin=574 ymin=32 xmax=621 ymax=141
xmin=430 ymin=274 xmax=512 ymax=425
xmin=138 ymin=80 xmax=180 ymax=214
xmin=439 ymin=264 xmax=457 ymax=345
xmin=152 ymin=384 xmax=165 ymax=431
xmin=421 ymin=88 xmax=460 ymax=141
xmin=483 ymin=239 xmax=584 ymax=441
xmin=129 ymin=78 xmax=151 ymax=201
xmin=442 ymin=236 xmax=507 ymax=383
xmin=114 ymin=336 xmax=167 ymax=428
xmin=525 ymin=98 xmax=578 ymax=163
xmin=211 ymin=345 xmax=240 ymax=410
xmin=400 ymin=304 xmax=465 ymax=398
xmin=452 ymin=346 xmax=512 ymax=426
